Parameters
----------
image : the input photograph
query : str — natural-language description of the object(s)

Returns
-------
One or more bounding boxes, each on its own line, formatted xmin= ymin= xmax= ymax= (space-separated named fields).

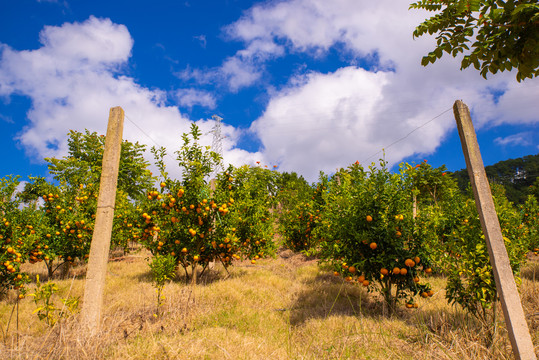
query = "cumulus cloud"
xmin=227 ymin=0 xmax=539 ymax=180
xmin=494 ymin=132 xmax=533 ymax=147
xmin=0 ymin=17 xmax=186 ymax=161
xmin=175 ymin=88 xmax=216 ymax=109
xmin=0 ymin=16 xmax=258 ymax=178
xmin=179 ymin=40 xmax=283 ymax=92
xmin=1 ymin=3 xmax=538 ymax=184
xmin=251 ymin=66 xmax=455 ymax=180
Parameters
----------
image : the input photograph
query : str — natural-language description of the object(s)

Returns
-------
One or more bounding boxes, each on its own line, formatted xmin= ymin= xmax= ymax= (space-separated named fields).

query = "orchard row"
xmin=1 ymin=125 xmax=538 ymax=318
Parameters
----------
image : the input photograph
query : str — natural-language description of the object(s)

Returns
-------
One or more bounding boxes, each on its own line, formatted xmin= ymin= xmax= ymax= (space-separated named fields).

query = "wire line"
xmin=362 ymin=107 xmax=453 ymax=163
xmin=124 ymin=113 xmax=179 ymax=172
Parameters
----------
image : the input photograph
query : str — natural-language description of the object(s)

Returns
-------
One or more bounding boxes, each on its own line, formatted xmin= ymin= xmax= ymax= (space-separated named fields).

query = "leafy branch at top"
xmin=410 ymin=0 xmax=539 ymax=81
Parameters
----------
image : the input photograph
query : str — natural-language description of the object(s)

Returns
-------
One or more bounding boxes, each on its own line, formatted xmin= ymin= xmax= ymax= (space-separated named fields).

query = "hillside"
xmin=1 ymin=249 xmax=538 ymax=359
xmin=452 ymin=154 xmax=539 ymax=204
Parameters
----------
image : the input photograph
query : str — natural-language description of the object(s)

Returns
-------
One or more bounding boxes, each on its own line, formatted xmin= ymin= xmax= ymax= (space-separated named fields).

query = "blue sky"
xmin=1 ymin=0 xmax=538 ymax=183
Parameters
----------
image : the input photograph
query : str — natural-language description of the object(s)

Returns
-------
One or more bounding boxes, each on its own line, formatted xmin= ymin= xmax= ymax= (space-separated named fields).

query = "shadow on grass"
xmin=133 ymin=263 xmax=248 ymax=287
xmin=288 ymin=272 xmax=383 ymax=326
xmin=405 ymin=305 xmax=483 ymax=337
xmin=22 ymin=260 xmax=89 ymax=283
xmin=521 ymin=260 xmax=539 ymax=282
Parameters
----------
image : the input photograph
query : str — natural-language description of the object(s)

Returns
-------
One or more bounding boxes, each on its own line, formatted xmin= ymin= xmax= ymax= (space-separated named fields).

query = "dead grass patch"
xmin=0 ymin=250 xmax=537 ymax=359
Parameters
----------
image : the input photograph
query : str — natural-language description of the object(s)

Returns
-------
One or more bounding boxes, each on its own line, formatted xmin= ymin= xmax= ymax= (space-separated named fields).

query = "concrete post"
xmin=453 ymin=100 xmax=536 ymax=360
xmin=81 ymin=107 xmax=124 ymax=333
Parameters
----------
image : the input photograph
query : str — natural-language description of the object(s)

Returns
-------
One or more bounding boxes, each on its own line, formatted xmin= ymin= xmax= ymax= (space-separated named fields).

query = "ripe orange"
xmin=348 ymin=266 xmax=357 ymax=273
xmin=380 ymin=268 xmax=389 ymax=275
xmin=400 ymin=268 xmax=408 ymax=275
xmin=420 ymin=292 xmax=428 ymax=298
xmin=362 ymin=280 xmax=370 ymax=287
xmin=404 ymin=259 xmax=415 ymax=267
xmin=392 ymin=267 xmax=401 ymax=275
xmin=366 ymin=215 xmax=373 ymax=222
xmin=369 ymin=242 xmax=377 ymax=250
xmin=414 ymin=256 xmax=420 ymax=264
xmin=357 ymin=275 xmax=365 ymax=283
xmin=160 ymin=182 xmax=166 ymax=188
xmin=425 ymin=268 xmax=432 ymax=274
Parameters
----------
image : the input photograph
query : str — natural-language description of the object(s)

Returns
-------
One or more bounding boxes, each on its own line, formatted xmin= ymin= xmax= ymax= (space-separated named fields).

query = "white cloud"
xmin=175 ymin=88 xmax=216 ymax=109
xmin=220 ymin=56 xmax=262 ymax=92
xmin=193 ymin=35 xmax=207 ymax=48
xmin=494 ymin=132 xmax=533 ymax=147
xmin=0 ymin=16 xmax=256 ymax=179
xmin=1 ymin=3 xmax=538 ymax=185
xmin=251 ymin=66 xmax=456 ymax=180
xmin=225 ymin=0 xmax=539 ymax=181
xmin=179 ymin=40 xmax=282 ymax=92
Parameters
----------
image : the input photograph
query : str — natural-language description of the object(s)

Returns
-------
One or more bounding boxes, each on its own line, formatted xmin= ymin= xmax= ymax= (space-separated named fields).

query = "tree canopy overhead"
xmin=410 ymin=0 xmax=539 ymax=82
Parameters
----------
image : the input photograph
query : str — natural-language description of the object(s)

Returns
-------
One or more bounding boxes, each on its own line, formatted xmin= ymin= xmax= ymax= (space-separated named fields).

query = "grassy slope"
xmin=1 ymin=250 xmax=538 ymax=359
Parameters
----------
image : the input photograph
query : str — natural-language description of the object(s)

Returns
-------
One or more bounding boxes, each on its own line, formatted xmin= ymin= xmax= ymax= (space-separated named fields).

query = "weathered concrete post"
xmin=81 ymin=106 xmax=124 ymax=333
xmin=208 ymin=179 xmax=217 ymax=270
xmin=453 ymin=100 xmax=536 ymax=360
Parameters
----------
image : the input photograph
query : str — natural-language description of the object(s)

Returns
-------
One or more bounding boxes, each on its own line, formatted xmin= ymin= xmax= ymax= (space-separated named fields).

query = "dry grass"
xmin=1 ymin=249 xmax=538 ymax=359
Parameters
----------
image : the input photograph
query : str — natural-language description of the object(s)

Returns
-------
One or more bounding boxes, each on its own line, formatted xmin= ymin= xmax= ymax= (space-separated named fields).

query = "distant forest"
xmin=451 ymin=154 xmax=539 ymax=204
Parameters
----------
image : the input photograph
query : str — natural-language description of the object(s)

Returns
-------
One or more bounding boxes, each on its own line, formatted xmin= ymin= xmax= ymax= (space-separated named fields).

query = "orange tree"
xmin=36 ymin=182 xmax=98 ymax=277
xmin=276 ymin=172 xmax=326 ymax=252
xmin=520 ymin=194 xmax=539 ymax=253
xmin=213 ymin=164 xmax=279 ymax=263
xmin=279 ymin=176 xmax=327 ymax=253
xmin=442 ymin=184 xmax=528 ymax=334
xmin=112 ymin=193 xmax=145 ymax=255
xmin=406 ymin=161 xmax=463 ymax=275
xmin=0 ymin=176 xmax=39 ymax=297
xmin=410 ymin=0 xmax=539 ymax=82
xmin=316 ymin=161 xmax=434 ymax=311
xmin=408 ymin=160 xmax=457 ymax=208
xmin=18 ymin=130 xmax=153 ymax=277
xmin=139 ymin=124 xmax=237 ymax=282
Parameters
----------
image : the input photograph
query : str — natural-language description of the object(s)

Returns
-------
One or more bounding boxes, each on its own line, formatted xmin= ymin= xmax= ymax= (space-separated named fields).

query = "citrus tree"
xmin=317 ymin=162 xmax=434 ymax=312
xmin=0 ymin=176 xmax=35 ymax=297
xmin=46 ymin=130 xmax=153 ymax=199
xmin=442 ymin=184 xmax=529 ymax=335
xmin=520 ymin=194 xmax=539 ymax=254
xmin=36 ymin=183 xmax=98 ymax=277
xmin=17 ymin=130 xmax=153 ymax=277
xmin=410 ymin=0 xmax=539 ymax=81
xmin=139 ymin=124 xmax=237 ymax=283
xmin=278 ymin=173 xmax=327 ymax=253
xmin=406 ymin=161 xmax=464 ymax=276
xmin=214 ymin=164 xmax=279 ymax=263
